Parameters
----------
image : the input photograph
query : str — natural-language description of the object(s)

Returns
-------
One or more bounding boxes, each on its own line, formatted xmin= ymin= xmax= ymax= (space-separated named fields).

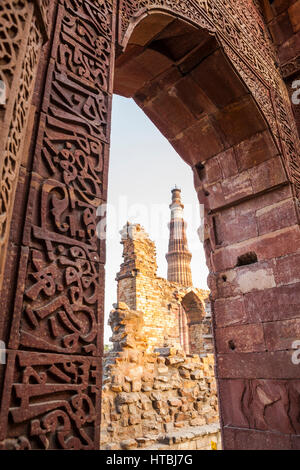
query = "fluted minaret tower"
xmin=166 ymin=187 xmax=192 ymax=287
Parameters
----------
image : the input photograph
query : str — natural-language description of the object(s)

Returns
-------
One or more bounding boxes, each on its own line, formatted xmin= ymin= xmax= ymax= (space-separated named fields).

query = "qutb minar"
xmin=166 ymin=187 xmax=193 ymax=287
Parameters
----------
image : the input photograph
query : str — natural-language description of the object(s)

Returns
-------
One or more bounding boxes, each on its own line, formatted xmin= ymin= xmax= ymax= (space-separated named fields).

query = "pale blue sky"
xmin=104 ymin=95 xmax=209 ymax=343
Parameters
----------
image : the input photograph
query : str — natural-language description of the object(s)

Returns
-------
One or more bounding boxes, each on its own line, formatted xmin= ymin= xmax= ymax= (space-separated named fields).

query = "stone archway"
xmin=181 ymin=290 xmax=207 ymax=355
xmin=115 ymin=7 xmax=300 ymax=450
xmin=0 ymin=0 xmax=299 ymax=450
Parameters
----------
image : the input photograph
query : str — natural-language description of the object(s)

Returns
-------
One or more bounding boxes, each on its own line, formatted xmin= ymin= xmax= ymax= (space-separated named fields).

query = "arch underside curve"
xmin=118 ymin=0 xmax=300 ymax=202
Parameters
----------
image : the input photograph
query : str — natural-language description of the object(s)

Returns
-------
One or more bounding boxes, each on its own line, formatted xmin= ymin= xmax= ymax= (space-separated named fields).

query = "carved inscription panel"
xmin=0 ymin=352 xmax=101 ymax=450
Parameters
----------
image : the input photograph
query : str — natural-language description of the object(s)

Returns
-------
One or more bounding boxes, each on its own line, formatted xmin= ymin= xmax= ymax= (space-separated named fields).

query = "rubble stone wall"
xmin=100 ymin=305 xmax=220 ymax=450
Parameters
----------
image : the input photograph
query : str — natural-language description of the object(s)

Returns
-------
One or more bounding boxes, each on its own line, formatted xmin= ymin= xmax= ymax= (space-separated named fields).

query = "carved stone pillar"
xmin=0 ymin=0 xmax=49 ymax=292
xmin=0 ymin=0 xmax=115 ymax=450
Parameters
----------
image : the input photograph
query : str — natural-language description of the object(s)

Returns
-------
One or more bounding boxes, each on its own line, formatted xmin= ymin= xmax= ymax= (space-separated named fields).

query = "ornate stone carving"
xmin=0 ymin=0 xmax=299 ymax=451
xmin=10 ymin=243 xmax=102 ymax=356
xmin=0 ymin=352 xmax=101 ymax=449
xmin=118 ymin=0 xmax=275 ymax=67
xmin=222 ymin=379 xmax=300 ymax=435
xmin=0 ymin=0 xmax=114 ymax=450
xmin=0 ymin=2 xmax=44 ymax=289
xmin=33 ymin=0 xmax=50 ymax=40
xmin=118 ymin=0 xmax=300 ymax=201
xmin=6 ymin=0 xmax=115 ymax=357
xmin=0 ymin=1 xmax=29 ymax=106
xmin=280 ymin=55 xmax=300 ymax=79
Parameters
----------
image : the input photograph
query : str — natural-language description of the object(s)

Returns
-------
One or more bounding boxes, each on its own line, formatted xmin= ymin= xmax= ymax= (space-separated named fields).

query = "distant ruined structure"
xmin=116 ymin=189 xmax=213 ymax=355
xmin=101 ymin=306 xmax=220 ymax=450
xmin=0 ymin=0 xmax=300 ymax=450
xmin=100 ymin=192 xmax=220 ymax=449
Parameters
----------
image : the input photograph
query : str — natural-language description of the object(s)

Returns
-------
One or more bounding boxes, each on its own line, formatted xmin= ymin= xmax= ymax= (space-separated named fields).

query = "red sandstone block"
xmin=117 ymin=48 xmax=172 ymax=98
xmin=128 ymin=13 xmax=174 ymax=48
xmin=215 ymin=97 xmax=266 ymax=147
xmin=215 ymin=271 xmax=238 ymax=299
xmin=202 ymin=156 xmax=222 ymax=185
xmin=219 ymin=378 xmax=300 ymax=434
xmin=214 ymin=296 xmax=250 ymax=328
xmin=291 ymin=435 xmax=300 ymax=450
xmin=212 ymin=246 xmax=234 ymax=272
xmin=274 ymin=253 xmax=300 ymax=285
xmin=217 ymin=350 xmax=300 ymax=379
xmin=113 ymin=56 xmax=152 ymax=97
xmin=135 ymin=67 xmax=182 ymax=106
xmin=213 ymin=226 xmax=300 ymax=272
xmin=190 ymin=49 xmax=247 ymax=109
xmin=269 ymin=11 xmax=293 ymax=46
xmin=263 ymin=318 xmax=300 ymax=351
xmin=244 ymin=282 xmax=300 ymax=323
xmin=224 ymin=261 xmax=275 ymax=297
xmin=255 ymin=226 xmax=300 ymax=261
xmin=234 ymin=185 xmax=293 ymax=216
xmin=179 ymin=36 xmax=219 ymax=75
xmin=205 ymin=183 xmax=226 ymax=211
xmin=249 ymin=156 xmax=287 ymax=193
xmin=289 ymin=2 xmax=300 ymax=33
xmin=218 ymin=379 xmax=250 ymax=428
xmin=214 ymin=208 xmax=258 ymax=245
xmin=175 ymin=76 xmax=217 ymax=119
xmin=221 ymin=171 xmax=253 ymax=206
xmin=171 ymin=116 xmax=225 ymax=166
xmin=215 ymin=324 xmax=265 ymax=354
xmin=235 ymin=130 xmax=278 ymax=172
xmin=218 ymin=148 xmax=238 ymax=179
xmin=279 ymin=29 xmax=300 ymax=65
xmin=143 ymin=91 xmax=197 ymax=140
xmin=223 ymin=427 xmax=292 ymax=450
xmin=237 ymin=378 xmax=300 ymax=434
xmin=257 ymin=198 xmax=298 ymax=235
xmin=207 ymin=274 xmax=218 ymax=298
xmin=271 ymin=0 xmax=294 ymax=17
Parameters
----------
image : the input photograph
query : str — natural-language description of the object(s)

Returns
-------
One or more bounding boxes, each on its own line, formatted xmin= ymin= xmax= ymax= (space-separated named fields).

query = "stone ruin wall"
xmin=116 ymin=224 xmax=213 ymax=355
xmin=100 ymin=304 xmax=220 ymax=451
xmin=100 ymin=224 xmax=220 ymax=450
